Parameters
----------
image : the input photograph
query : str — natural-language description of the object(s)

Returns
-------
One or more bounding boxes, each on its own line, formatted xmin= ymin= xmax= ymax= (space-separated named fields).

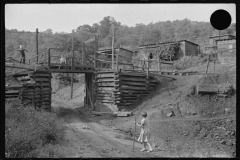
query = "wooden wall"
xmin=6 ymin=70 xmax=52 ymax=111
xmin=93 ymin=70 xmax=160 ymax=111
xmin=184 ymin=41 xmax=199 ymax=56
xmin=217 ymin=39 xmax=236 ymax=64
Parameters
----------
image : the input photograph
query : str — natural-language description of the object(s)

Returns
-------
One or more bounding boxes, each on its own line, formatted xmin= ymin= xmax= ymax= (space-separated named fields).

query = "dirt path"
xmin=52 ymin=98 xmax=158 ymax=158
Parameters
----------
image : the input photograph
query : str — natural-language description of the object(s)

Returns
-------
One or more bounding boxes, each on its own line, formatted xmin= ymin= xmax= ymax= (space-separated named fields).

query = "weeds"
xmin=5 ymin=102 xmax=66 ymax=158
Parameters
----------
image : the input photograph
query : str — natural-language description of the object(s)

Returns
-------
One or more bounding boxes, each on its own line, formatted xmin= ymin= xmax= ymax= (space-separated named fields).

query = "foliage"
xmin=5 ymin=17 xmax=236 ymax=60
xmin=5 ymin=102 xmax=66 ymax=158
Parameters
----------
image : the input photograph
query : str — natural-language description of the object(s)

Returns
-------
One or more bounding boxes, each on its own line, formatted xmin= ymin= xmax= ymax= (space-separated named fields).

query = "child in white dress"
xmin=135 ymin=111 xmax=153 ymax=152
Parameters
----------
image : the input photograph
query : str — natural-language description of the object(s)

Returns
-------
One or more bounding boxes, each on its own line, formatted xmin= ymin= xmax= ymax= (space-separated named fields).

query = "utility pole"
xmin=112 ymin=24 xmax=115 ymax=69
xmin=109 ymin=17 xmax=116 ymax=70
xmin=36 ymin=28 xmax=38 ymax=63
xmin=71 ymin=30 xmax=74 ymax=99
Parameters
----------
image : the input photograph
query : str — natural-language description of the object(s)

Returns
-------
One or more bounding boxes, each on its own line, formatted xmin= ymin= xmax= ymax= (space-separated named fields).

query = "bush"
xmin=5 ymin=102 xmax=65 ymax=158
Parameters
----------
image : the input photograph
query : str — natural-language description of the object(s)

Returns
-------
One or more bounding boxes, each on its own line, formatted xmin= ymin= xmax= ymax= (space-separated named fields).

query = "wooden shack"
xmin=138 ymin=40 xmax=200 ymax=61
xmin=216 ymin=37 xmax=236 ymax=64
xmin=209 ymin=34 xmax=236 ymax=45
xmin=97 ymin=46 xmax=133 ymax=69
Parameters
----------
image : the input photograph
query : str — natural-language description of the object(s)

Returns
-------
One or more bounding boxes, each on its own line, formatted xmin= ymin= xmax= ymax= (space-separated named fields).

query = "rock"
xmin=220 ymin=140 xmax=227 ymax=145
xmin=166 ymin=112 xmax=174 ymax=117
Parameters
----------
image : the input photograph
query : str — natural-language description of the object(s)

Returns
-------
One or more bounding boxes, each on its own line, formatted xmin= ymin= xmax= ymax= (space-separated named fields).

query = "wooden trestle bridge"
xmin=5 ymin=41 xmax=162 ymax=112
xmin=7 ymin=40 xmax=232 ymax=112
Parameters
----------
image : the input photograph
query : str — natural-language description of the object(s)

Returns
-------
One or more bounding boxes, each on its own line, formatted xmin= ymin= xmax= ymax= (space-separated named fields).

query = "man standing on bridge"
xmin=17 ymin=45 xmax=28 ymax=64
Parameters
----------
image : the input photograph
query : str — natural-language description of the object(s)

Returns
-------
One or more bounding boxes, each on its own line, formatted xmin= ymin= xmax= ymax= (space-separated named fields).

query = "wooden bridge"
xmin=7 ymin=44 xmax=234 ymax=112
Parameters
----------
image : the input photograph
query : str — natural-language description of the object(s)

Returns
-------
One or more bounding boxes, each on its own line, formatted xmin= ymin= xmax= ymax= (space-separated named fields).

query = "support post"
xmin=205 ymin=54 xmax=211 ymax=74
xmin=82 ymin=42 xmax=85 ymax=65
xmin=112 ymin=24 xmax=115 ymax=70
xmin=157 ymin=42 xmax=160 ymax=71
xmin=48 ymin=48 xmax=50 ymax=69
xmin=36 ymin=28 xmax=38 ymax=63
xmin=94 ymin=35 xmax=98 ymax=68
xmin=71 ymin=30 xmax=74 ymax=100
xmin=147 ymin=60 xmax=149 ymax=79
xmin=116 ymin=46 xmax=119 ymax=72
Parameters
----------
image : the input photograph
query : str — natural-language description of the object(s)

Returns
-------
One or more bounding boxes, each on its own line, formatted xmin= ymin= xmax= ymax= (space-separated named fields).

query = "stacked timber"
xmin=93 ymin=70 xmax=160 ymax=111
xmin=5 ymin=70 xmax=52 ymax=111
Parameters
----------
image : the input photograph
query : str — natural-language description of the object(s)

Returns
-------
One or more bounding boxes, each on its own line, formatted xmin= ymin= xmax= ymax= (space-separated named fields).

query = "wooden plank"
xmin=23 ymin=82 xmax=51 ymax=87
xmin=95 ymin=87 xmax=119 ymax=92
xmin=91 ymin=111 xmax=113 ymax=116
xmin=120 ymin=77 xmax=147 ymax=82
xmin=5 ymin=86 xmax=23 ymax=90
xmin=34 ymin=78 xmax=51 ymax=82
xmin=93 ymin=79 xmax=119 ymax=82
xmin=121 ymin=85 xmax=146 ymax=90
xmin=96 ymin=73 xmax=119 ymax=78
xmin=120 ymin=81 xmax=147 ymax=86
xmin=113 ymin=111 xmax=132 ymax=117
xmin=21 ymin=88 xmax=52 ymax=92
xmin=96 ymin=82 xmax=119 ymax=87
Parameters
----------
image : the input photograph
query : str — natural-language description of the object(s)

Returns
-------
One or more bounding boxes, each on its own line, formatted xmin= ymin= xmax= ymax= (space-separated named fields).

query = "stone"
xmin=166 ymin=112 xmax=174 ymax=117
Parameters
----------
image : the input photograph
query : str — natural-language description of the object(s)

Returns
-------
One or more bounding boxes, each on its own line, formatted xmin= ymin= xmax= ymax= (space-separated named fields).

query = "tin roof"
xmin=97 ymin=46 xmax=133 ymax=53
xmin=209 ymin=34 xmax=236 ymax=39
xmin=215 ymin=37 xmax=236 ymax=42
xmin=138 ymin=39 xmax=199 ymax=48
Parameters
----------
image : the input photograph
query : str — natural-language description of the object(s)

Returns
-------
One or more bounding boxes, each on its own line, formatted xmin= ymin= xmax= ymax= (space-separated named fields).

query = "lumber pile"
xmin=93 ymin=70 xmax=160 ymax=111
xmin=5 ymin=70 xmax=52 ymax=111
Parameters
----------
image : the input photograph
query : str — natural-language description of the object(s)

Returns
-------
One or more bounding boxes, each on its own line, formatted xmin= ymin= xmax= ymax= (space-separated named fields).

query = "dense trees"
xmin=5 ymin=17 xmax=236 ymax=59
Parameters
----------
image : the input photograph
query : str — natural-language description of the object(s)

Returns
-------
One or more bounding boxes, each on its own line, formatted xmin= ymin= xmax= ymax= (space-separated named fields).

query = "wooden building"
xmin=97 ymin=46 xmax=133 ymax=69
xmin=209 ymin=34 xmax=236 ymax=45
xmin=216 ymin=37 xmax=236 ymax=64
xmin=138 ymin=40 xmax=200 ymax=61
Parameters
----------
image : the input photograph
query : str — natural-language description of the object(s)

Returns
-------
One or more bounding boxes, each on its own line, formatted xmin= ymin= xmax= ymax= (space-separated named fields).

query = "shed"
xmin=216 ymin=38 xmax=236 ymax=64
xmin=208 ymin=34 xmax=236 ymax=45
xmin=138 ymin=40 xmax=200 ymax=61
xmin=97 ymin=46 xmax=133 ymax=63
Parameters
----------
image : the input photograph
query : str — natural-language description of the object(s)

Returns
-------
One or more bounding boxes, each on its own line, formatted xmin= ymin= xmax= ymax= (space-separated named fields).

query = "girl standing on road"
xmin=134 ymin=111 xmax=153 ymax=152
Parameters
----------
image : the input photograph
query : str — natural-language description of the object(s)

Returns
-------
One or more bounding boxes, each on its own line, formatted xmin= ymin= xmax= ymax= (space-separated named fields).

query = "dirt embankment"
xmin=99 ymin=64 xmax=236 ymax=157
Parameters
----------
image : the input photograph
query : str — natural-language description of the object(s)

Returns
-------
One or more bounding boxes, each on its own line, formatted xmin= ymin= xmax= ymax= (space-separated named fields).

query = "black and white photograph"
xmin=5 ymin=3 xmax=236 ymax=158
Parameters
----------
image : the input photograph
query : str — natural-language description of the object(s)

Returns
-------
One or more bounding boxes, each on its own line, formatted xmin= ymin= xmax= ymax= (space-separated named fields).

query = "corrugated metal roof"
xmin=209 ymin=34 xmax=236 ymax=38
xmin=138 ymin=39 xmax=199 ymax=48
xmin=216 ymin=37 xmax=236 ymax=42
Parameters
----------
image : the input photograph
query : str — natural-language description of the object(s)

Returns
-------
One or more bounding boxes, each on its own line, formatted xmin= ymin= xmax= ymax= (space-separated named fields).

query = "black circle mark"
xmin=210 ymin=9 xmax=232 ymax=30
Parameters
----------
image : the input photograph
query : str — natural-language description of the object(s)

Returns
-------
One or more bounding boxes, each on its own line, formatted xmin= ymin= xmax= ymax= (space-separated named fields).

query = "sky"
xmin=5 ymin=3 xmax=236 ymax=33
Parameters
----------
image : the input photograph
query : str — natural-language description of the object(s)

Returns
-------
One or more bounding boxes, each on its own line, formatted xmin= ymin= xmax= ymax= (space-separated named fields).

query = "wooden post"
xmin=48 ymin=48 xmax=50 ymax=69
xmin=71 ymin=31 xmax=74 ymax=100
xmin=147 ymin=60 xmax=149 ymax=78
xmin=36 ymin=28 xmax=38 ymax=63
xmin=116 ymin=47 xmax=119 ymax=72
xmin=112 ymin=24 xmax=115 ymax=70
xmin=94 ymin=35 xmax=98 ymax=68
xmin=82 ymin=42 xmax=85 ymax=65
xmin=157 ymin=43 xmax=160 ymax=71
xmin=205 ymin=54 xmax=210 ymax=74
xmin=86 ymin=78 xmax=94 ymax=110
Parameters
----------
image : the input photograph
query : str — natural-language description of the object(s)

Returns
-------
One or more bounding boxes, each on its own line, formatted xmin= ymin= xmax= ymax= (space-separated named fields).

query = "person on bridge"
xmin=17 ymin=45 xmax=28 ymax=64
xmin=59 ymin=55 xmax=67 ymax=69
xmin=148 ymin=52 xmax=153 ymax=69
xmin=134 ymin=111 xmax=153 ymax=152
xmin=60 ymin=55 xmax=67 ymax=64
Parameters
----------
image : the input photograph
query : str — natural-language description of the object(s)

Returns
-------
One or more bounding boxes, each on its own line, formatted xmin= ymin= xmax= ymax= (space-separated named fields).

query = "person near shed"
xmin=17 ymin=45 xmax=28 ymax=64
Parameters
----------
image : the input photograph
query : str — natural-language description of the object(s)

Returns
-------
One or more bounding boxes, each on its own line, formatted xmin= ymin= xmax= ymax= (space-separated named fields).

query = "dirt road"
xmin=52 ymin=98 xmax=159 ymax=158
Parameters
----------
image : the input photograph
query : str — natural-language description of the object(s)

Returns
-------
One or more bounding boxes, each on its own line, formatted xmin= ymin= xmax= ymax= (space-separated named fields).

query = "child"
xmin=60 ymin=55 xmax=67 ymax=64
xmin=134 ymin=111 xmax=153 ymax=152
